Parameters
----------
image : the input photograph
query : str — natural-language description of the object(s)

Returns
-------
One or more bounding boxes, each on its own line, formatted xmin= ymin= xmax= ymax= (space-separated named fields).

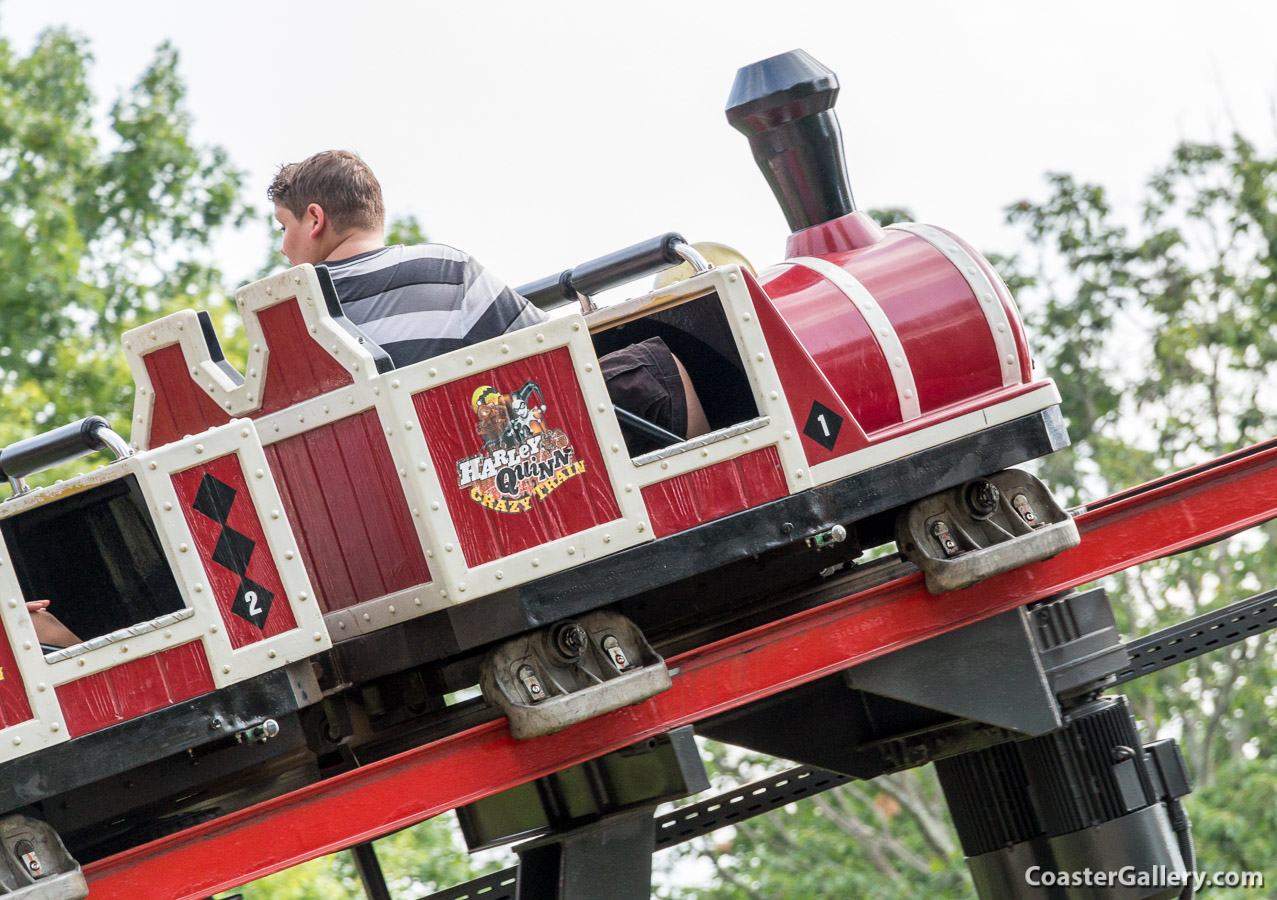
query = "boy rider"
xmin=267 ymin=150 xmax=708 ymax=454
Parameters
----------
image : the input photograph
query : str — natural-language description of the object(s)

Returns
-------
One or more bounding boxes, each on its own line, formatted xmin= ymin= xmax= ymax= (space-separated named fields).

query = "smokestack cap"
xmin=726 ymin=50 xmax=855 ymax=233
xmin=726 ymin=49 xmax=839 ymax=133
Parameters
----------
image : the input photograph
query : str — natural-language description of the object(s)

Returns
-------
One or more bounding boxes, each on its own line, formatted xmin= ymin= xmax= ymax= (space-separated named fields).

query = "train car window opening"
xmin=590 ymin=291 xmax=760 ymax=453
xmin=1 ymin=475 xmax=186 ymax=647
xmin=41 ymin=607 xmax=197 ymax=663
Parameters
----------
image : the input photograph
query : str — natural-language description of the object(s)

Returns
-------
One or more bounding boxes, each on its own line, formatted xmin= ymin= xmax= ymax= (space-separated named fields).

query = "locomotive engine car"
xmin=0 ymin=49 xmax=1076 ymax=889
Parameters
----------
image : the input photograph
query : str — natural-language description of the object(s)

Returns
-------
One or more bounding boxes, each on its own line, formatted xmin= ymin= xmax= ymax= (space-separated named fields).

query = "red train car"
xmin=0 ymin=49 xmax=1076 ymax=893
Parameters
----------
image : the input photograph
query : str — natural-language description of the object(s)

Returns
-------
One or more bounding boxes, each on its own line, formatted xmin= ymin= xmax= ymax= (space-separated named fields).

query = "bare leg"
xmin=673 ymin=355 xmax=710 ymax=439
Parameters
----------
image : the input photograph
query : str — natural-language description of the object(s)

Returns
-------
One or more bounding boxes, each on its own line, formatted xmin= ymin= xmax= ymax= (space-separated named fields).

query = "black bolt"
xmin=551 ymin=621 xmax=588 ymax=662
xmin=965 ymin=480 xmax=1000 ymax=519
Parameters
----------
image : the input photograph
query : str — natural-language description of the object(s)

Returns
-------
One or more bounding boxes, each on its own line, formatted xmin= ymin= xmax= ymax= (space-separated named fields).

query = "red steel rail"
xmin=84 ymin=438 xmax=1277 ymax=899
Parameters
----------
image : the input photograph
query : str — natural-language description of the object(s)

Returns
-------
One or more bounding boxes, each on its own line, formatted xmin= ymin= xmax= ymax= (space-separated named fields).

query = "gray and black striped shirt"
xmin=322 ymin=244 xmax=547 ymax=368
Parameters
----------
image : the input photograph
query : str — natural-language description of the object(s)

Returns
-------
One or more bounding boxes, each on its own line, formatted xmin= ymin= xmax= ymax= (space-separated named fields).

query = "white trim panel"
xmin=808 ymin=382 xmax=1063 ymax=488
xmin=253 ymin=383 xmax=376 ymax=446
xmin=123 ymin=265 xmax=384 ymax=450
xmin=0 ymin=531 xmax=71 ymax=762
xmin=324 ymin=583 xmax=452 ymax=643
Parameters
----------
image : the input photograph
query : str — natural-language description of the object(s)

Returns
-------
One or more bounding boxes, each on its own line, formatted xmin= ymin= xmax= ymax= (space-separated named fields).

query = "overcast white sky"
xmin=5 ymin=1 xmax=1277 ymax=292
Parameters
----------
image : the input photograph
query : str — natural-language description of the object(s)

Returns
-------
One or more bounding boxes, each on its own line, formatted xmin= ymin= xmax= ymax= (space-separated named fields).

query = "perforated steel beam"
xmin=83 ymin=437 xmax=1277 ymax=900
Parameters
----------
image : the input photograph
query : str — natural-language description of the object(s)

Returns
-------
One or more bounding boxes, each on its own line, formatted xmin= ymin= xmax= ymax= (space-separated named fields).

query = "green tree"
xmin=0 ymin=24 xmax=250 ymax=459
xmin=1006 ymin=138 xmax=1277 ymax=788
xmin=667 ymin=138 xmax=1277 ymax=897
xmin=0 ymin=26 xmax=507 ymax=897
xmin=230 ymin=818 xmax=510 ymax=900
xmin=386 ymin=214 xmax=428 ymax=248
xmin=997 ymin=143 xmax=1277 ymax=900
xmin=659 ymin=745 xmax=967 ymax=900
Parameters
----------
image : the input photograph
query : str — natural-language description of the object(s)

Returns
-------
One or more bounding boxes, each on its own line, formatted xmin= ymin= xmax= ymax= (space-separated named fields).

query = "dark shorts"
xmin=600 ymin=337 xmax=687 ymax=455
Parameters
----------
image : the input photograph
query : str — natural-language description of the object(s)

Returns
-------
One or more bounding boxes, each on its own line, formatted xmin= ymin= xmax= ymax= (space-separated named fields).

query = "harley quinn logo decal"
xmin=455 ymin=381 xmax=585 ymax=513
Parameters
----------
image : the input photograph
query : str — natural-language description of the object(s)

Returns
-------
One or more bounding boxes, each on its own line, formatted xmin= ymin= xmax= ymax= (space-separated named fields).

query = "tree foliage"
xmin=1006 ymin=138 xmax=1277 ymax=788
xmin=1006 ymin=138 xmax=1277 ymax=500
xmin=231 ymin=820 xmax=508 ymax=900
xmin=659 ymin=745 xmax=968 ymax=900
xmin=0 ymin=24 xmax=250 ymax=455
xmin=666 ymin=138 xmax=1277 ymax=898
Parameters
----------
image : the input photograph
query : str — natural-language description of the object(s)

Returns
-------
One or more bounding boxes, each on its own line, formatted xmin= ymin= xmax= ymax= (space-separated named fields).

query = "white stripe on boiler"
xmin=887 ymin=223 xmax=1020 ymax=387
xmin=782 ymin=256 xmax=922 ymax=422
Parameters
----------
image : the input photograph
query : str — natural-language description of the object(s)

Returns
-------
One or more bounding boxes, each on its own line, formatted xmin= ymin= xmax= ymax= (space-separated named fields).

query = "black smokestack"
xmin=726 ymin=49 xmax=855 ymax=233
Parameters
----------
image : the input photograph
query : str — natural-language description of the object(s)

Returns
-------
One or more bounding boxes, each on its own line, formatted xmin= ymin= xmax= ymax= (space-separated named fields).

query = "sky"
xmin=5 ymin=0 xmax=1277 ymax=295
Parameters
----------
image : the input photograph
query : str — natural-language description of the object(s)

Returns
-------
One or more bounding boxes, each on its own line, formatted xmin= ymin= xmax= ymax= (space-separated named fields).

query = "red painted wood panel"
xmin=266 ymin=441 xmax=355 ymax=612
xmin=143 ymin=344 xmax=232 ymax=448
xmin=329 ymin=414 xmax=433 ymax=592
xmin=360 ymin=411 xmax=439 ymax=587
xmin=300 ymin=426 xmax=386 ymax=602
xmin=679 ymin=463 xmax=749 ymax=528
xmin=0 ymin=620 xmax=34 ymax=729
xmin=643 ymin=459 xmax=750 ymax=536
xmin=736 ymin=446 xmax=789 ymax=506
xmin=263 ymin=413 xmax=430 ymax=614
xmin=412 ymin=346 xmax=622 ymax=568
xmin=111 ymin=653 xmax=169 ymax=721
xmin=57 ymin=643 xmax=215 ymax=738
xmin=57 ymin=671 xmax=119 ymax=737
xmin=160 ymin=641 xmax=216 ymax=701
xmin=421 ymin=370 xmax=518 ymax=561
xmin=140 ymin=298 xmax=357 ymax=451
xmin=144 ymin=347 xmax=181 ymax=451
xmin=642 ymin=480 xmax=695 ymax=539
xmin=642 ymin=448 xmax=789 ymax=538
xmin=172 ymin=455 xmax=297 ymax=649
xmin=745 ymin=275 xmax=868 ymax=468
xmin=256 ymin=301 xmax=354 ymax=415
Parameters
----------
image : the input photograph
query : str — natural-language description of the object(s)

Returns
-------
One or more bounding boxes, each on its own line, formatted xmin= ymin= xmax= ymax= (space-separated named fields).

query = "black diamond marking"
xmin=212 ymin=526 xmax=255 ymax=577
xmin=803 ymin=401 xmax=843 ymax=452
xmin=193 ymin=474 xmax=237 ymax=525
xmin=231 ymin=576 xmax=274 ymax=629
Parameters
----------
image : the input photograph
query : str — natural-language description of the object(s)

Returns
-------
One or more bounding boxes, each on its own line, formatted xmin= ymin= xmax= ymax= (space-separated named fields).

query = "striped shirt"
xmin=322 ymin=244 xmax=547 ymax=368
